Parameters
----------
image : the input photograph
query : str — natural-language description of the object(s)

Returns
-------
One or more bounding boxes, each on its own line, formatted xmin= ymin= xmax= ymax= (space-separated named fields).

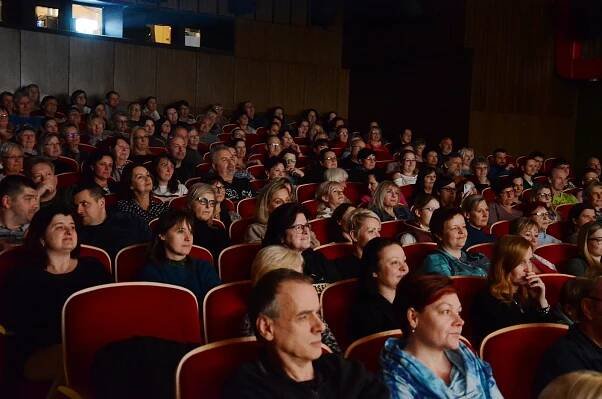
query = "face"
xmin=156 ymin=158 xmax=174 ymax=183
xmin=441 ymin=214 xmax=467 ymax=250
xmin=494 ymin=152 xmax=507 ymax=167
xmin=113 ymin=139 xmax=130 ymax=162
xmin=498 ymin=187 xmax=516 ymax=206
xmin=16 ymin=96 xmax=31 ymax=115
xmin=583 ymin=172 xmax=599 ymax=186
xmin=298 ymin=121 xmax=309 ymax=135
xmin=326 ymin=185 xmax=345 ymax=208
xmin=94 ymin=156 xmax=113 ymax=180
xmin=213 ymin=149 xmax=236 ymax=179
xmin=536 ymin=188 xmax=552 ymax=207
xmin=2 ymin=147 xmax=24 ymax=174
xmin=402 ymin=153 xmax=417 ymax=174
xmin=411 ymin=293 xmax=463 ymax=350
xmin=337 ymin=128 xmax=349 ymax=142
xmin=43 ymin=98 xmax=58 ymax=115
xmin=115 ymin=116 xmax=128 ymax=132
xmin=30 ymin=162 xmax=57 ymax=191
xmin=361 ymin=154 xmax=376 ymax=170
xmin=424 ymin=172 xmax=437 ymax=189
xmin=75 ymin=93 xmax=87 ymax=107
xmin=587 ymin=228 xmax=602 ymax=257
xmin=44 ymin=120 xmax=58 ymax=134
xmin=439 ymin=183 xmax=457 ymax=206
xmin=268 ymin=163 xmax=286 ymax=180
xmin=509 ymin=247 xmax=534 ymax=287
xmin=2 ymin=95 xmax=13 ymax=112
xmin=90 ymin=118 xmax=105 ymax=135
xmin=461 ymin=150 xmax=474 ymax=166
xmin=283 ymin=153 xmax=296 ymax=170
xmin=64 ymin=127 xmax=80 ymax=146
xmin=401 ymin=129 xmax=412 ymax=143
xmin=211 ymin=181 xmax=225 ymax=202
xmin=130 ymin=166 xmax=153 ymax=193
xmin=43 ymin=214 xmax=77 ymax=253
xmin=262 ymin=281 xmax=324 ymax=365
xmin=354 ymin=217 xmax=381 ymax=248
xmin=94 ymin=104 xmax=106 ymax=118
xmin=575 ymin=209 xmax=597 ymax=228
xmin=147 ymin=98 xmax=157 ymax=111
xmin=588 ymin=158 xmax=601 ymax=175
xmin=267 ymin=139 xmax=282 ymax=157
xmin=284 ymin=213 xmax=311 ymax=251
xmin=534 ymin=156 xmax=544 ymax=173
xmin=161 ymin=120 xmax=171 ymax=134
xmin=589 ymin=186 xmax=602 ymax=209
xmin=416 ymin=199 xmax=440 ymax=226
xmin=108 ymin=93 xmax=120 ymax=108
xmin=523 ymin=159 xmax=537 ymax=176
xmin=446 ymin=157 xmax=462 ymax=176
xmin=468 ymin=200 xmax=489 ymax=228
xmin=512 ymin=177 xmax=524 ymax=196
xmin=519 ymin=226 xmax=540 ymax=248
xmin=6 ymin=186 xmax=39 ymax=224
xmin=473 ymin=163 xmax=488 ymax=179
xmin=169 ymin=137 xmax=187 ymax=161
xmin=179 ymin=104 xmax=190 ymax=117
xmin=550 ymin=171 xmax=567 ymax=191
xmin=268 ymin=188 xmax=291 ymax=213
xmin=143 ymin=119 xmax=155 ymax=135
xmin=368 ymin=175 xmax=378 ymax=194
xmin=307 ymin=110 xmax=317 ymax=124
xmin=383 ymin=185 xmax=400 ymax=208
xmin=161 ymin=221 xmax=193 ymax=260
xmin=322 ymin=151 xmax=337 ymax=169
xmin=440 ymin=139 xmax=453 ymax=154
xmin=44 ymin=136 xmax=62 ymax=158
xmin=374 ymin=244 xmax=408 ymax=290
xmin=530 ymin=206 xmax=553 ymax=230
xmin=133 ymin=129 xmax=149 ymax=151
xmin=425 ymin=151 xmax=438 ymax=167
xmin=369 ymin=128 xmax=381 ymax=142
xmin=166 ymin=108 xmax=178 ymax=124
xmin=74 ymin=190 xmax=105 ymax=226
xmin=244 ymin=102 xmax=255 ymax=118
xmin=191 ymin=191 xmax=216 ymax=222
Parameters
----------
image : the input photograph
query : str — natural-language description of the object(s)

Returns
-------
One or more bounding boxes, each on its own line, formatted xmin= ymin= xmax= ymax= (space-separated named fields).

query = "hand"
xmin=37 ymin=183 xmax=56 ymax=198
xmin=525 ymin=272 xmax=548 ymax=307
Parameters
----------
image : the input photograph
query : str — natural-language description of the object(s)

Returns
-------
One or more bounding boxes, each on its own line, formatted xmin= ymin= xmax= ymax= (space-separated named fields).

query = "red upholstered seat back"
xmin=63 ymin=283 xmax=202 ymax=396
xmin=203 ymin=281 xmax=253 ymax=343
xmin=344 ymin=330 xmax=402 ymax=373
xmin=466 ymin=242 xmax=495 ymax=259
xmin=480 ymin=323 xmax=568 ymax=399
xmin=534 ymin=243 xmax=578 ymax=273
xmin=539 ymin=273 xmax=574 ymax=307
xmin=218 ymin=243 xmax=262 ymax=283
xmin=309 ymin=218 xmax=331 ymax=244
xmin=229 ymin=218 xmax=255 ymax=244
xmin=320 ymin=278 xmax=359 ymax=350
xmin=314 ymin=242 xmax=353 ymax=261
xmin=489 ymin=220 xmax=510 ymax=238
xmin=403 ymin=242 xmax=438 ymax=272
xmin=450 ymin=276 xmax=487 ymax=343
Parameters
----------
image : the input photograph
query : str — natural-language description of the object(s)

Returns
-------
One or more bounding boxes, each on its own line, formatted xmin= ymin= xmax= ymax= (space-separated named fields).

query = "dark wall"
xmin=575 ymin=82 xmax=602 ymax=168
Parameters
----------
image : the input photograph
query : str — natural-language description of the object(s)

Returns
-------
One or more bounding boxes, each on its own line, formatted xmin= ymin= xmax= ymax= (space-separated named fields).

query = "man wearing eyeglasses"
xmin=535 ymin=277 xmax=602 ymax=394
xmin=73 ymin=182 xmax=151 ymax=260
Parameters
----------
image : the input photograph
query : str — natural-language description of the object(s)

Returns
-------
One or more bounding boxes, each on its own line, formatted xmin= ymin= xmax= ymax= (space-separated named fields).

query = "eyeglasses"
xmin=268 ymin=143 xmax=281 ymax=148
xmin=441 ymin=187 xmax=457 ymax=193
xmin=588 ymin=237 xmax=602 ymax=243
xmin=288 ymin=223 xmax=312 ymax=233
xmin=213 ymin=185 xmax=224 ymax=191
xmin=363 ymin=155 xmax=376 ymax=161
xmin=531 ymin=211 xmax=553 ymax=218
xmin=537 ymin=193 xmax=552 ymax=198
xmin=0 ymin=113 xmax=8 ymax=118
xmin=196 ymin=198 xmax=217 ymax=207
xmin=324 ymin=156 xmax=337 ymax=162
xmin=3 ymin=155 xmax=23 ymax=160
xmin=284 ymin=159 xmax=296 ymax=164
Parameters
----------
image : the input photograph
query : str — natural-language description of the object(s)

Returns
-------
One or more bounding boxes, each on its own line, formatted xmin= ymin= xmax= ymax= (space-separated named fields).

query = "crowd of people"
xmin=1 ymin=84 xmax=601 ymax=398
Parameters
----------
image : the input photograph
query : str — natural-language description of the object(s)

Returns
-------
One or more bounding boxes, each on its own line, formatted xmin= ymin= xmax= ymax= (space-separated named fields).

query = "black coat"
xmin=350 ymin=281 xmax=399 ymax=341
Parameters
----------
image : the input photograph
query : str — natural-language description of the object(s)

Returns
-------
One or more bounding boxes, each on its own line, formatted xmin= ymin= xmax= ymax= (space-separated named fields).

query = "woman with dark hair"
xmin=84 ymin=150 xmax=118 ymax=195
xmin=524 ymin=201 xmax=561 ymax=245
xmin=470 ymin=156 xmax=491 ymax=192
xmin=110 ymin=137 xmax=131 ymax=182
xmin=567 ymin=203 xmax=597 ymax=244
xmin=350 ymin=237 xmax=409 ymax=341
xmin=116 ymin=163 xmax=169 ymax=224
xmin=413 ymin=166 xmax=437 ymax=199
xmin=473 ymin=235 xmax=556 ymax=342
xmin=420 ymin=207 xmax=490 ymax=276
xmin=328 ymin=203 xmax=356 ymax=243
xmin=151 ymin=155 xmax=188 ymax=201
xmin=488 ymin=179 xmax=523 ymax=224
xmin=565 ymin=221 xmax=602 ymax=277
xmin=380 ymin=274 xmax=502 ymax=398
xmin=142 ymin=96 xmax=160 ymax=121
xmin=262 ymin=202 xmax=340 ymax=284
xmin=70 ymin=89 xmax=91 ymax=115
xmin=138 ymin=208 xmax=220 ymax=305
xmin=150 ymin=118 xmax=171 ymax=147
xmin=4 ymin=205 xmax=110 ymax=379
xmin=399 ymin=194 xmax=439 ymax=245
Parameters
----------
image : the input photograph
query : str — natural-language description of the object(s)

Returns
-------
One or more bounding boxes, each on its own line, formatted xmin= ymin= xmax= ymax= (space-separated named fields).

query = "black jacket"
xmin=224 ymin=352 xmax=389 ymax=399
xmin=350 ymin=280 xmax=399 ymax=341
xmin=302 ymin=249 xmax=341 ymax=284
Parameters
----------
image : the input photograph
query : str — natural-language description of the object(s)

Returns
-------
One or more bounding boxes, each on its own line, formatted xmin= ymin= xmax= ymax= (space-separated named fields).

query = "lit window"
xmin=72 ymin=4 xmax=103 ymax=35
xmin=185 ymin=28 xmax=201 ymax=48
xmin=35 ymin=6 xmax=59 ymax=29
xmin=149 ymin=25 xmax=171 ymax=44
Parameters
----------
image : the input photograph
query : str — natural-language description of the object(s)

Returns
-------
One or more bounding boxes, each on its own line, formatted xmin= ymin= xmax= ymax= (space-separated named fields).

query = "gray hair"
xmin=324 ymin=168 xmax=348 ymax=183
xmin=0 ymin=142 xmax=23 ymax=158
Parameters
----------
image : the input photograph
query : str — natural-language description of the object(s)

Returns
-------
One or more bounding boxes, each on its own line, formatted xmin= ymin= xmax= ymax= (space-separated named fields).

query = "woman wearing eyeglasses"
xmin=399 ymin=194 xmax=439 ymax=245
xmin=389 ymin=150 xmax=418 ymax=186
xmin=185 ymin=183 xmax=229 ymax=260
xmin=525 ymin=202 xmax=561 ymax=245
xmin=488 ymin=179 xmax=523 ymax=224
xmin=565 ymin=222 xmax=602 ymax=277
xmin=263 ymin=202 xmax=341 ymax=284
xmin=139 ymin=208 xmax=220 ymax=305
xmin=473 ymin=235 xmax=556 ymax=343
xmin=369 ymin=181 xmax=411 ymax=222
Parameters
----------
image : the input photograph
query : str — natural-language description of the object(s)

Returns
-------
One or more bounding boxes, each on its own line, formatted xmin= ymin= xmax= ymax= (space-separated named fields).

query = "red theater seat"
xmin=301 ymin=199 xmax=320 ymax=219
xmin=237 ymin=197 xmax=257 ymax=219
xmin=320 ymin=278 xmax=359 ymax=350
xmin=539 ymin=273 xmax=574 ymax=307
xmin=489 ymin=220 xmax=510 ymax=238
xmin=344 ymin=329 xmax=402 ymax=373
xmin=79 ymin=244 xmax=112 ymax=275
xmin=61 ymin=283 xmax=202 ymax=397
xmin=466 ymin=242 xmax=495 ymax=259
xmin=555 ymin=203 xmax=574 ymax=221
xmin=403 ymin=242 xmax=438 ymax=272
xmin=314 ymin=242 xmax=353 ymax=261
xmin=296 ymin=183 xmax=320 ymax=203
xmin=218 ymin=243 xmax=261 ymax=283
xmin=480 ymin=323 xmax=568 ymax=399
xmin=481 ymin=187 xmax=496 ymax=203
xmin=229 ymin=217 xmax=255 ymax=244
xmin=56 ymin=172 xmax=82 ymax=189
xmin=534 ymin=243 xmax=578 ymax=273
xmin=203 ymin=281 xmax=253 ymax=343
xmin=309 ymin=218 xmax=331 ymax=244
xmin=450 ymin=276 xmax=487 ymax=343
xmin=545 ymin=221 xmax=571 ymax=242
xmin=380 ymin=220 xmax=406 ymax=239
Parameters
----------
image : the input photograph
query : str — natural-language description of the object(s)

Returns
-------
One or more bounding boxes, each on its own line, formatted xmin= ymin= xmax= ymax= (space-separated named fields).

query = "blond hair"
xmin=370 ymin=180 xmax=399 ymax=211
xmin=186 ymin=183 xmax=217 ymax=224
xmin=251 ymin=245 xmax=304 ymax=285
xmin=539 ymin=371 xmax=602 ymax=399
xmin=347 ymin=209 xmax=381 ymax=241
xmin=577 ymin=222 xmax=602 ymax=277
xmin=254 ymin=178 xmax=292 ymax=224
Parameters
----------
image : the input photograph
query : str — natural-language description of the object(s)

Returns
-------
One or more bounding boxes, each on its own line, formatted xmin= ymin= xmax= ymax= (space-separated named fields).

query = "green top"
xmin=420 ymin=248 xmax=490 ymax=277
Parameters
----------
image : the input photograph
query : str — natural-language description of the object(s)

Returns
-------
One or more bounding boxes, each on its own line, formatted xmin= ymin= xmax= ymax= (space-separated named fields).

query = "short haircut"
xmin=316 ymin=181 xmax=344 ymax=202
xmin=262 ymin=202 xmax=310 ymax=247
xmin=509 ymin=217 xmax=538 ymax=235
xmin=492 ymin=148 xmax=507 ymax=155
xmin=461 ymin=194 xmax=486 ymax=214
xmin=248 ymin=268 xmax=313 ymax=338
xmin=210 ymin=144 xmax=231 ymax=164
xmin=568 ymin=203 xmax=595 ymax=224
xmin=359 ymin=237 xmax=398 ymax=283
xmin=429 ymin=207 xmax=464 ymax=241
xmin=348 ymin=208 xmax=380 ymax=237
xmin=324 ymin=168 xmax=348 ymax=183
xmin=264 ymin=156 xmax=284 ymax=172
xmin=492 ymin=179 xmax=514 ymax=195
xmin=0 ymin=142 xmax=23 ymax=158
xmin=25 ymin=157 xmax=55 ymax=177
xmin=105 ymin=90 xmax=119 ymax=100
xmin=357 ymin=148 xmax=376 ymax=160
xmin=0 ymin=174 xmax=36 ymax=199
xmin=250 ymin=245 xmax=304 ymax=286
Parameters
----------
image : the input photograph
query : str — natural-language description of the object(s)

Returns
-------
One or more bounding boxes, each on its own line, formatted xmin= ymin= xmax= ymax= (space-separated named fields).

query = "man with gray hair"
xmin=225 ymin=269 xmax=389 ymax=398
xmin=207 ymin=145 xmax=253 ymax=201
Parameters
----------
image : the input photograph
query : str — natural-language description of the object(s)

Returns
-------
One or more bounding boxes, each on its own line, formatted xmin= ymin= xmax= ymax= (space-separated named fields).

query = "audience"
xmin=350 ymin=237 xmax=409 ymax=340
xmin=473 ymin=235 xmax=557 ymax=342
xmin=380 ymin=274 xmax=502 ymax=398
xmin=186 ymin=183 xmax=229 ymax=260
xmin=421 ymin=207 xmax=490 ymax=276
xmin=116 ymin=164 xmax=169 ymax=224
xmin=399 ymin=194 xmax=438 ymax=245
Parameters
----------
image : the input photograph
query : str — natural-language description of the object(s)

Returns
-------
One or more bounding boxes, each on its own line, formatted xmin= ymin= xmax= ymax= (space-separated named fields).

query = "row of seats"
xmin=56 ymin=281 xmax=570 ymax=399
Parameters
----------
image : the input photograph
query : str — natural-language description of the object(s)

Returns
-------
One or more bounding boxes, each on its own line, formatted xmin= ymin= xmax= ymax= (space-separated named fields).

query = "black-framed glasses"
xmin=288 ymin=223 xmax=312 ymax=233
xmin=196 ymin=198 xmax=216 ymax=207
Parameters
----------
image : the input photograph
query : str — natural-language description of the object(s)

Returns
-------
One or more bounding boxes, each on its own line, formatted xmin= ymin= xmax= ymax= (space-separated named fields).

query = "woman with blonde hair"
xmin=316 ymin=180 xmax=348 ymax=219
xmin=473 ymin=235 xmax=556 ymax=342
xmin=369 ymin=181 xmax=411 ymax=222
xmin=244 ymin=178 xmax=292 ymax=243
xmin=510 ymin=217 xmax=557 ymax=273
xmin=186 ymin=183 xmax=229 ymax=259
xmin=565 ymin=221 xmax=602 ymax=277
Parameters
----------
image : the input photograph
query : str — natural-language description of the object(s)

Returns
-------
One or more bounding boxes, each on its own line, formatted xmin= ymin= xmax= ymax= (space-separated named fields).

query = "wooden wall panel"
xmin=273 ymin=0 xmax=290 ymax=25
xmin=234 ymin=58 xmax=270 ymax=112
xmin=290 ymin=0 xmax=308 ymax=26
xmin=285 ymin=63 xmax=310 ymax=116
xmin=255 ymin=0 xmax=273 ymax=22
xmin=304 ymin=65 xmax=338 ymax=113
xmin=68 ymin=37 xmax=114 ymax=101
xmin=198 ymin=0 xmax=218 ymax=14
xmin=180 ymin=0 xmax=198 ymax=12
xmin=337 ymin=69 xmax=349 ymax=118
xmin=0 ymin=27 xmax=21 ymax=93
xmin=235 ymin=20 xmax=268 ymax=60
xmin=196 ymin=53 xmax=235 ymax=110
xmin=156 ymin=48 xmax=198 ymax=107
xmin=114 ymin=43 xmax=157 ymax=103
xmin=20 ymin=31 xmax=69 ymax=96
